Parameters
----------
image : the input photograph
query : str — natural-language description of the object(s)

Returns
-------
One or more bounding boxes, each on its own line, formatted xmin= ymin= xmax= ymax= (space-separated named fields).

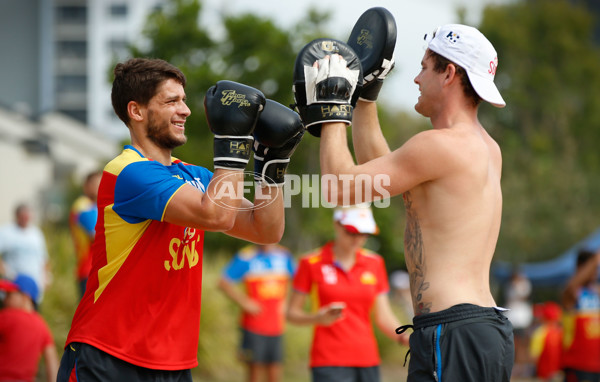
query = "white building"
xmin=0 ymin=0 xmax=166 ymax=223
xmin=87 ymin=0 xmax=166 ymax=140
xmin=0 ymin=107 xmax=118 ymax=225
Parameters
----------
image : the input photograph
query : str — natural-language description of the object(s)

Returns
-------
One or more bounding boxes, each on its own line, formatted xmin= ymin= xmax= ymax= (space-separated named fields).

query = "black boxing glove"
xmin=253 ymin=100 xmax=305 ymax=186
xmin=347 ymin=7 xmax=397 ymax=102
xmin=204 ymin=80 xmax=266 ymax=170
xmin=292 ymin=38 xmax=363 ymax=137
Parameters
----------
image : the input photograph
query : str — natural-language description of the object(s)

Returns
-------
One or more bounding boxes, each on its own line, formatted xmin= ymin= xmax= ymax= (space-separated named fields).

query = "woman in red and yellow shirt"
xmin=287 ymin=205 xmax=408 ymax=382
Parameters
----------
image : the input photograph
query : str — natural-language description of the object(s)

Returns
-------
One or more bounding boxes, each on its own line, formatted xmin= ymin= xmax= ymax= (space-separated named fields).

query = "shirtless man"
xmin=299 ymin=24 xmax=514 ymax=381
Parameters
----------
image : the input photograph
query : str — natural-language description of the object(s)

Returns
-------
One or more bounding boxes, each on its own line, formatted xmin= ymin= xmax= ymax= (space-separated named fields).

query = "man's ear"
xmin=128 ymin=101 xmax=144 ymax=122
xmin=443 ymin=63 xmax=458 ymax=86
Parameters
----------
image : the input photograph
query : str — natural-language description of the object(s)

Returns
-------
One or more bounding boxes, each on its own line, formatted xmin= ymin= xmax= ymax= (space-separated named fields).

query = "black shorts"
xmin=57 ymin=342 xmax=193 ymax=382
xmin=311 ymin=366 xmax=380 ymax=382
xmin=563 ymin=368 xmax=600 ymax=382
xmin=239 ymin=329 xmax=283 ymax=364
xmin=407 ymin=304 xmax=514 ymax=382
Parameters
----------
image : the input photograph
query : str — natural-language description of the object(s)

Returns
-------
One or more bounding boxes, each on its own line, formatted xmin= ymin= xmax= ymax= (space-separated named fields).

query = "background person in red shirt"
xmin=529 ymin=301 xmax=563 ymax=381
xmin=287 ymin=204 xmax=407 ymax=382
xmin=0 ymin=274 xmax=58 ymax=382
xmin=561 ymin=249 xmax=600 ymax=381
xmin=68 ymin=170 xmax=102 ymax=299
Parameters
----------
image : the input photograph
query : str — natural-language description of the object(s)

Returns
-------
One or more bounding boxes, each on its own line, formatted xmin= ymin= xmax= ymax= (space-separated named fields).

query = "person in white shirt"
xmin=0 ymin=203 xmax=50 ymax=304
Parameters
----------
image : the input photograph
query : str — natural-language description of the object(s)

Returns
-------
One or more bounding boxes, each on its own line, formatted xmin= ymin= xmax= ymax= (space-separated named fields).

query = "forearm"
xmin=563 ymin=254 xmax=600 ymax=307
xmin=287 ymin=306 xmax=321 ymax=325
xmin=43 ymin=345 xmax=59 ymax=382
xmin=225 ymin=188 xmax=284 ymax=244
xmin=218 ymin=278 xmax=251 ymax=308
xmin=352 ymin=101 xmax=391 ymax=163
xmin=320 ymin=124 xmax=391 ymax=205
xmin=374 ymin=295 xmax=401 ymax=341
xmin=320 ymin=123 xmax=362 ymax=205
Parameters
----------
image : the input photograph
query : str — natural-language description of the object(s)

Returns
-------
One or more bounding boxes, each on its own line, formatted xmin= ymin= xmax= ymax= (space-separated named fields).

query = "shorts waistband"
xmin=412 ymin=303 xmax=502 ymax=329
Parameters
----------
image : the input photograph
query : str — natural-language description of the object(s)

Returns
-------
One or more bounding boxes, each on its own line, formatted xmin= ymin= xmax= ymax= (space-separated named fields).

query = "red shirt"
xmin=0 ymin=308 xmax=54 ymax=381
xmin=293 ymin=242 xmax=390 ymax=367
xmin=562 ymin=287 xmax=600 ymax=372
xmin=65 ymin=147 xmax=212 ymax=370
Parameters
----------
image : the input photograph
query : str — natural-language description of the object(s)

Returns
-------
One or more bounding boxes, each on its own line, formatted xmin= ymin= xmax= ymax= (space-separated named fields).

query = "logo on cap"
xmin=489 ymin=57 xmax=498 ymax=76
xmin=445 ymin=31 xmax=460 ymax=44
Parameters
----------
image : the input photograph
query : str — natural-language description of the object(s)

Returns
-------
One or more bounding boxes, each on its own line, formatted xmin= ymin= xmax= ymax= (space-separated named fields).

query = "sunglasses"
xmin=423 ymin=26 xmax=441 ymax=42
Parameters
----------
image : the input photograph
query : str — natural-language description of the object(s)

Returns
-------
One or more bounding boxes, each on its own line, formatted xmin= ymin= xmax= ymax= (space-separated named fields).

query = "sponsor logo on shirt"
xmin=164 ymin=228 xmax=201 ymax=271
xmin=321 ymin=264 xmax=337 ymax=284
xmin=360 ymin=271 xmax=377 ymax=285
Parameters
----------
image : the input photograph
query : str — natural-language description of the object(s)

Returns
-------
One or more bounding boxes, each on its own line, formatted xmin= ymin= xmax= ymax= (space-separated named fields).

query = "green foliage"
xmin=478 ymin=0 xmax=600 ymax=263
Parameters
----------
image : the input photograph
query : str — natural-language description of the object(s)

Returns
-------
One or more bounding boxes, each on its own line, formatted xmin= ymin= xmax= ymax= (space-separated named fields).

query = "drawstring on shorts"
xmin=396 ymin=324 xmax=414 ymax=367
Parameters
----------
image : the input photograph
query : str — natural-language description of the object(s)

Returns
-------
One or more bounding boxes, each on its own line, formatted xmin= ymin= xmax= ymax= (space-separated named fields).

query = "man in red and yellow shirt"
xmin=56 ymin=58 xmax=302 ymax=381
xmin=218 ymin=244 xmax=295 ymax=382
xmin=287 ymin=205 xmax=406 ymax=382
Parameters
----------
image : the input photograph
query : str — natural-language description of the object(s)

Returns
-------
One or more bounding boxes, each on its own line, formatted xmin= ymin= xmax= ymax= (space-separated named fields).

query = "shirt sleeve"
xmin=78 ymin=208 xmax=98 ymax=235
xmin=292 ymin=258 xmax=312 ymax=294
xmin=222 ymin=255 xmax=250 ymax=282
xmin=286 ymin=253 xmax=296 ymax=276
xmin=113 ymin=161 xmax=187 ymax=223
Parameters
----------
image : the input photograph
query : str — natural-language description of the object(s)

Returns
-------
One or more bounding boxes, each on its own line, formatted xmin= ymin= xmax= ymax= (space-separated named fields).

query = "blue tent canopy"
xmin=492 ymin=226 xmax=600 ymax=287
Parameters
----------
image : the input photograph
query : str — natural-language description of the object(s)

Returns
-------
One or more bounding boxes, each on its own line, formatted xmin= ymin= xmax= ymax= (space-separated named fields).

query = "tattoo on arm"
xmin=404 ymin=192 xmax=431 ymax=315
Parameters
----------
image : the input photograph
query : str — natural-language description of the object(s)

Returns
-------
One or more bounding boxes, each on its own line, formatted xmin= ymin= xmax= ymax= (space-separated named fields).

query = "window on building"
xmin=63 ymin=109 xmax=88 ymax=123
xmin=56 ymin=75 xmax=87 ymax=93
xmin=56 ymin=41 xmax=87 ymax=58
xmin=109 ymin=4 xmax=128 ymax=18
xmin=108 ymin=39 xmax=129 ymax=59
xmin=56 ymin=6 xmax=87 ymax=24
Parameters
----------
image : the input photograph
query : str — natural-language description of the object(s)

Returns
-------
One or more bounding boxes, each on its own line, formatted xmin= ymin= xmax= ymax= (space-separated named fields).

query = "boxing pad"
xmin=292 ymin=38 xmax=363 ymax=137
xmin=347 ymin=7 xmax=397 ymax=101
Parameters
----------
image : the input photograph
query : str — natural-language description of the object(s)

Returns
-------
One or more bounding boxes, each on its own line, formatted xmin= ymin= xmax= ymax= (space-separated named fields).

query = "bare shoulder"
xmin=396 ymin=128 xmax=469 ymax=167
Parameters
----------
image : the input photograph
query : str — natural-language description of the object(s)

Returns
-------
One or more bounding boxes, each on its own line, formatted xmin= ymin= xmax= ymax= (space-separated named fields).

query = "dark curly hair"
xmin=111 ymin=58 xmax=186 ymax=126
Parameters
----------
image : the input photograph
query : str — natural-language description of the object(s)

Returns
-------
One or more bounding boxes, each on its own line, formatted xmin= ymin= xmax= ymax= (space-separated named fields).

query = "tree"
xmin=477 ymin=0 xmax=600 ymax=263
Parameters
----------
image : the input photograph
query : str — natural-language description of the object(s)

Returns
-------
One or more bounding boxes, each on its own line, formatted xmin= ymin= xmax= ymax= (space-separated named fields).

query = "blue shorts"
xmin=407 ymin=304 xmax=514 ymax=382
xmin=57 ymin=342 xmax=193 ymax=382
xmin=239 ymin=329 xmax=283 ymax=364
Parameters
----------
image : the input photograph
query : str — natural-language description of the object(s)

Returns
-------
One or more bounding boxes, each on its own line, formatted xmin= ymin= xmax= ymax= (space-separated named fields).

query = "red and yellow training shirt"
xmin=222 ymin=245 xmax=295 ymax=336
xmin=293 ymin=242 xmax=390 ymax=367
xmin=65 ymin=146 xmax=212 ymax=370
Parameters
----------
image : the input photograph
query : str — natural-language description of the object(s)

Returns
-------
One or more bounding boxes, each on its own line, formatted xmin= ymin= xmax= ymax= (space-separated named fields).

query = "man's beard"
xmin=147 ymin=110 xmax=187 ymax=150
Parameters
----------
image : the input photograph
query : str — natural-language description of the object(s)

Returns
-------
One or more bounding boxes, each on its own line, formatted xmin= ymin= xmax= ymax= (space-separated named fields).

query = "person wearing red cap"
xmin=287 ymin=204 xmax=406 ymax=382
xmin=529 ymin=302 xmax=563 ymax=381
xmin=0 ymin=274 xmax=58 ymax=382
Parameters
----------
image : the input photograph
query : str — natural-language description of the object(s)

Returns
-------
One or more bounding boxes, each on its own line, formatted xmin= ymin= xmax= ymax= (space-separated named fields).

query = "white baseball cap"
xmin=426 ymin=24 xmax=505 ymax=108
xmin=333 ymin=204 xmax=379 ymax=235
